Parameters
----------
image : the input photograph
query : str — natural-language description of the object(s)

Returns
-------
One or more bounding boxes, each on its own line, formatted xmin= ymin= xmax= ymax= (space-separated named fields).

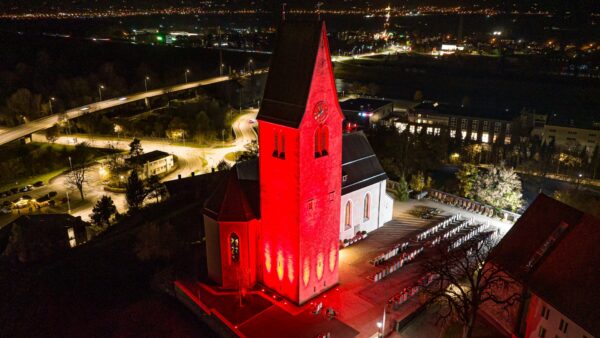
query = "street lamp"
xmin=144 ymin=76 xmax=150 ymax=92
xmin=98 ymin=85 xmax=105 ymax=101
xmin=185 ymin=69 xmax=190 ymax=83
xmin=49 ymin=97 xmax=55 ymax=115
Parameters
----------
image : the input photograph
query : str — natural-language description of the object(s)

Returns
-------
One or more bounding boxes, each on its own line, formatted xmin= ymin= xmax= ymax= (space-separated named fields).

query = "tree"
xmin=410 ymin=171 xmax=426 ymax=192
xmin=126 ymin=170 xmax=146 ymax=210
xmin=456 ymin=164 xmax=479 ymax=199
xmin=90 ymin=195 xmax=117 ymax=228
xmin=217 ymin=160 xmax=231 ymax=171
xmin=392 ymin=176 xmax=410 ymax=201
xmin=129 ymin=138 xmax=143 ymax=157
xmin=237 ymin=140 xmax=259 ymax=162
xmin=6 ymin=88 xmax=42 ymax=122
xmin=66 ymin=164 xmax=87 ymax=200
xmin=419 ymin=236 xmax=520 ymax=338
xmin=146 ymin=175 xmax=165 ymax=204
xmin=475 ymin=166 xmax=523 ymax=212
xmin=45 ymin=124 xmax=59 ymax=143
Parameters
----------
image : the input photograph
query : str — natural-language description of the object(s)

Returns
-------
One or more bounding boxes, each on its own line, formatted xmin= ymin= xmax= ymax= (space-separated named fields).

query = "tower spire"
xmin=316 ymin=2 xmax=323 ymax=20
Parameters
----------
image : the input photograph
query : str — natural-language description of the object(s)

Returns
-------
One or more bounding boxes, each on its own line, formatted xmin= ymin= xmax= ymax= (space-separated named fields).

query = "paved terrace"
xmin=175 ymin=199 xmax=512 ymax=338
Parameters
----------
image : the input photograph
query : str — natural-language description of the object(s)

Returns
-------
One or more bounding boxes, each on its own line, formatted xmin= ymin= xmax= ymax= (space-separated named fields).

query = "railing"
xmin=427 ymin=189 xmax=521 ymax=222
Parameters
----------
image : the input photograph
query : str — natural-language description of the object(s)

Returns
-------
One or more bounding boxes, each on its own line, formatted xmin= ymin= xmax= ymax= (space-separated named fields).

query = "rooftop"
xmin=489 ymin=194 xmax=600 ymax=336
xmin=125 ymin=150 xmax=171 ymax=165
xmin=546 ymin=113 xmax=600 ymax=130
xmin=257 ymin=21 xmax=325 ymax=128
xmin=412 ymin=101 xmax=517 ymax=121
xmin=339 ymin=98 xmax=393 ymax=112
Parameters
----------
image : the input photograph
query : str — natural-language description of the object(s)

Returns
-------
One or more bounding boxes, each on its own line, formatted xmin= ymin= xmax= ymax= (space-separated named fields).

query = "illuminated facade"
xmin=203 ymin=21 xmax=392 ymax=305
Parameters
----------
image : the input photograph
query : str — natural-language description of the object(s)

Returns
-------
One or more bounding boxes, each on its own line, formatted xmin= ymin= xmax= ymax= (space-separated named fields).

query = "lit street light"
xmin=144 ymin=76 xmax=150 ymax=92
xmin=185 ymin=69 xmax=191 ymax=83
xmin=49 ymin=97 xmax=55 ymax=114
xmin=98 ymin=85 xmax=105 ymax=101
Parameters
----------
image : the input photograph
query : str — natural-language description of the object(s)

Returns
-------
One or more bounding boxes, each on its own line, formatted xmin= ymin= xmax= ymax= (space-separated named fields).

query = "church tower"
xmin=257 ymin=21 xmax=344 ymax=304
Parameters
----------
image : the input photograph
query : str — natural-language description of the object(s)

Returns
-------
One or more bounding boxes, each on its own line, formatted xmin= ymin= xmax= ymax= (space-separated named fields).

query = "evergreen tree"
xmin=90 ymin=195 xmax=117 ymax=228
xmin=409 ymin=171 xmax=426 ymax=192
xmin=129 ymin=138 xmax=143 ymax=157
xmin=393 ymin=176 xmax=410 ymax=201
xmin=126 ymin=170 xmax=146 ymax=210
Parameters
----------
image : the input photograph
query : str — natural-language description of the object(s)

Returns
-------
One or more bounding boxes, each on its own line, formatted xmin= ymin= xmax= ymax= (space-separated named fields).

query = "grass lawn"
xmin=0 ymin=142 xmax=122 ymax=192
xmin=224 ymin=151 xmax=244 ymax=162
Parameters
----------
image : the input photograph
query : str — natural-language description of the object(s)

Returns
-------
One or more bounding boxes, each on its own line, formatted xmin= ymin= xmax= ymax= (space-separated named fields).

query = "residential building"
xmin=542 ymin=114 xmax=600 ymax=152
xmin=400 ymin=101 xmax=520 ymax=145
xmin=126 ymin=150 xmax=174 ymax=179
xmin=483 ymin=194 xmax=599 ymax=338
xmin=0 ymin=214 xmax=88 ymax=263
xmin=339 ymin=98 xmax=394 ymax=129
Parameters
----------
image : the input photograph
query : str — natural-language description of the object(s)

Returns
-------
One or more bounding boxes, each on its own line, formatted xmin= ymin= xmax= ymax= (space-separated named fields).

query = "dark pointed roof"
xmin=203 ymin=160 xmax=260 ymax=222
xmin=489 ymin=194 xmax=600 ymax=336
xmin=341 ymin=132 xmax=388 ymax=195
xmin=257 ymin=21 xmax=324 ymax=128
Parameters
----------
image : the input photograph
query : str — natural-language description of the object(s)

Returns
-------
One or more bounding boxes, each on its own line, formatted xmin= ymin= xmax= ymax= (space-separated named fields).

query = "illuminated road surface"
xmin=0 ymin=71 xmax=266 ymax=147
xmin=0 ymin=110 xmax=258 ymax=224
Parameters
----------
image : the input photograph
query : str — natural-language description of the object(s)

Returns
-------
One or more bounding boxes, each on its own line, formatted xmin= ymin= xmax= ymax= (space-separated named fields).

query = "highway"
xmin=0 ymin=70 xmax=266 ymax=147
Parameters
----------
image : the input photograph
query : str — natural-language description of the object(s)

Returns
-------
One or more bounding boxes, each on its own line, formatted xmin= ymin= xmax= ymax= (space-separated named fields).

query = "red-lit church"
xmin=203 ymin=21 xmax=393 ymax=305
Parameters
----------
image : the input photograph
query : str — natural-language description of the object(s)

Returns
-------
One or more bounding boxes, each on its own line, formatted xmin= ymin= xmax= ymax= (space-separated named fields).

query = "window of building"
xmin=321 ymin=126 xmax=329 ymax=156
xmin=308 ymin=199 xmax=316 ymax=210
xmin=506 ymin=123 xmax=512 ymax=133
xmin=461 ymin=130 xmax=467 ymax=140
xmin=426 ymin=127 xmax=433 ymax=135
xmin=471 ymin=132 xmax=478 ymax=141
xmin=538 ymin=327 xmax=546 ymax=338
xmin=541 ymin=305 xmax=550 ymax=319
xmin=494 ymin=122 xmax=502 ymax=133
xmin=363 ymin=193 xmax=371 ymax=221
xmin=273 ymin=132 xmax=279 ymax=157
xmin=505 ymin=136 xmax=512 ymax=144
xmin=461 ymin=119 xmax=467 ymax=129
xmin=481 ymin=132 xmax=490 ymax=143
xmin=434 ymin=127 xmax=441 ymax=136
xmin=344 ymin=201 xmax=352 ymax=230
xmin=230 ymin=233 xmax=240 ymax=264
xmin=450 ymin=117 xmax=457 ymax=128
xmin=472 ymin=120 xmax=479 ymax=131
xmin=279 ymin=133 xmax=286 ymax=159
xmin=483 ymin=120 xmax=489 ymax=131
xmin=450 ymin=130 xmax=457 ymax=138
xmin=559 ymin=319 xmax=568 ymax=333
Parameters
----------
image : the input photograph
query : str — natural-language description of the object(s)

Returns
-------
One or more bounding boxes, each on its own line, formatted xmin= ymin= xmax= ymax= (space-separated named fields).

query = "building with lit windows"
xmin=339 ymin=98 xmax=394 ymax=129
xmin=401 ymin=101 xmax=518 ymax=145
xmin=482 ymin=194 xmax=599 ymax=338
xmin=202 ymin=21 xmax=392 ymax=305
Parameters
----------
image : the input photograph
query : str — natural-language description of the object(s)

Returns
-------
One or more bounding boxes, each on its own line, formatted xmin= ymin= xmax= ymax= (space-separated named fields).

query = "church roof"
xmin=257 ymin=21 xmax=324 ymax=128
xmin=489 ymin=194 xmax=600 ymax=336
xmin=341 ymin=132 xmax=388 ymax=195
xmin=203 ymin=160 xmax=260 ymax=222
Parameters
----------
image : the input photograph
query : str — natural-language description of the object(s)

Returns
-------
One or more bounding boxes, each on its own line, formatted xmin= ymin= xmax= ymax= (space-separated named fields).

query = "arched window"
xmin=344 ymin=201 xmax=352 ymax=230
xmin=279 ymin=133 xmax=286 ymax=159
xmin=230 ymin=233 xmax=240 ymax=264
xmin=363 ymin=193 xmax=371 ymax=221
xmin=314 ymin=128 xmax=322 ymax=158
xmin=273 ymin=132 xmax=279 ymax=157
xmin=320 ymin=126 xmax=329 ymax=156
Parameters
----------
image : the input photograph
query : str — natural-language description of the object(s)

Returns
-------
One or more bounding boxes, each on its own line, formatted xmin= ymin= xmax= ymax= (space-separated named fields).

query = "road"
xmin=0 ymin=70 xmax=266 ymax=147
xmin=0 ymin=110 xmax=258 ymax=225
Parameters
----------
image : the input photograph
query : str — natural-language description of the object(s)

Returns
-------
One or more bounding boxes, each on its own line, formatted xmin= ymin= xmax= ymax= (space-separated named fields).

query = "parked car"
xmin=19 ymin=187 xmax=29 ymax=192
xmin=2 ymin=200 xmax=11 ymax=207
xmin=1 ymin=207 xmax=11 ymax=214
xmin=48 ymin=191 xmax=58 ymax=198
xmin=10 ymin=188 xmax=18 ymax=194
xmin=33 ymin=181 xmax=44 ymax=187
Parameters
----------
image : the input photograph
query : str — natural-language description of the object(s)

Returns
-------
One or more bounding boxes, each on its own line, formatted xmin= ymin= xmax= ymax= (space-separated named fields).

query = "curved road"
xmin=0 ymin=110 xmax=258 ymax=224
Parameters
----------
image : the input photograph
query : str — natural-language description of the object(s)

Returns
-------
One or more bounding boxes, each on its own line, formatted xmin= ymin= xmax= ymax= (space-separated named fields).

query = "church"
xmin=203 ymin=21 xmax=393 ymax=305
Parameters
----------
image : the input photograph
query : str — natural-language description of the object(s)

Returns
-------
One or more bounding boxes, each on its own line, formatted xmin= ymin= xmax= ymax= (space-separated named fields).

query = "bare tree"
xmin=66 ymin=164 xmax=88 ymax=200
xmin=419 ymin=235 xmax=520 ymax=338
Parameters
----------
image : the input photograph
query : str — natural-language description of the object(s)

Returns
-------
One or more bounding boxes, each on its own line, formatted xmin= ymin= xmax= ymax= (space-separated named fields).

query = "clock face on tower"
xmin=312 ymin=101 xmax=329 ymax=124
